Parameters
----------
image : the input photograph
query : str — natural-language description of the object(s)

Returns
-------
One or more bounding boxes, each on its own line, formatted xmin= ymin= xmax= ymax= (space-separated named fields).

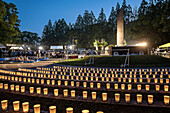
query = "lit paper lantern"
xmin=121 ymin=84 xmax=125 ymax=90
xmin=97 ymin=83 xmax=101 ymax=89
xmin=83 ymin=82 xmax=87 ymax=88
xmin=137 ymin=94 xmax=142 ymax=104
xmin=164 ymin=95 xmax=169 ymax=105
xmin=10 ymin=84 xmax=15 ymax=91
xmin=145 ymin=85 xmax=150 ymax=91
xmin=63 ymin=89 xmax=68 ymax=97
xmin=1 ymin=100 xmax=8 ymax=110
xmin=41 ymin=79 xmax=44 ymax=84
xmin=22 ymin=102 xmax=29 ymax=113
xmin=32 ymin=79 xmax=35 ymax=83
xmin=65 ymin=81 xmax=68 ymax=86
xmin=66 ymin=107 xmax=73 ymax=113
xmin=102 ymin=93 xmax=107 ymax=101
xmin=15 ymin=85 xmax=19 ymax=92
xmin=71 ymin=81 xmax=74 ymax=87
xmin=0 ymin=83 xmax=3 ymax=89
xmin=115 ymin=93 xmax=120 ymax=103
xmin=90 ymin=83 xmax=93 ymax=88
xmin=166 ymin=79 xmax=169 ymax=84
xmin=137 ymin=84 xmax=141 ymax=91
xmin=83 ymin=91 xmax=87 ymax=99
xmin=43 ymin=88 xmax=48 ymax=95
xmin=71 ymin=90 xmax=75 ymax=98
xmin=164 ymin=85 xmax=169 ymax=92
xmin=34 ymin=104 xmax=40 ymax=113
xmin=76 ymin=82 xmax=80 ymax=87
xmin=160 ymin=79 xmax=163 ymax=83
xmin=36 ymin=87 xmax=41 ymax=94
xmin=21 ymin=86 xmax=25 ymax=93
xmin=96 ymin=111 xmax=104 ymax=113
xmin=49 ymin=106 xmax=56 ymax=113
xmin=155 ymin=85 xmax=160 ymax=91
xmin=47 ymin=80 xmax=50 ymax=85
xmin=92 ymin=92 xmax=96 ymax=100
xmin=128 ymin=84 xmax=132 ymax=90
xmin=114 ymin=84 xmax=118 ymax=90
xmin=13 ymin=101 xmax=20 ymax=111
xmin=54 ymin=89 xmax=58 ymax=97
xmin=82 ymin=109 xmax=89 ymax=113
xmin=30 ymin=87 xmax=34 ymax=94
xmin=148 ymin=95 xmax=153 ymax=104
xmin=106 ymin=83 xmax=110 ymax=89
xmin=52 ymin=80 xmax=55 ymax=85
xmin=58 ymin=81 xmax=61 ymax=86
xmin=4 ymin=84 xmax=8 ymax=90
xmin=125 ymin=94 xmax=130 ymax=103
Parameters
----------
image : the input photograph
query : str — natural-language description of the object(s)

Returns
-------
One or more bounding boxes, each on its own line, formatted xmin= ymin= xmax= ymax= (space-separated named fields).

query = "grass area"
xmin=55 ymin=55 xmax=170 ymax=68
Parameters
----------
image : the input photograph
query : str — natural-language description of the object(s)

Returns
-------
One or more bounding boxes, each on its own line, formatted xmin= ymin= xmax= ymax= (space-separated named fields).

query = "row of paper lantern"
xmin=52 ymin=66 xmax=169 ymax=72
xmin=0 ymin=75 xmax=169 ymax=88
xmin=20 ymin=67 xmax=170 ymax=76
xmin=0 ymin=83 xmax=170 ymax=106
xmin=1 ymin=74 xmax=170 ymax=92
xmin=1 ymin=100 xmax=103 ymax=113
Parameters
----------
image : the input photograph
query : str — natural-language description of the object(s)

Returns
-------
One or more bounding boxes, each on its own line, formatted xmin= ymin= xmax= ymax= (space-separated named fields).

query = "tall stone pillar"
xmin=117 ymin=8 xmax=124 ymax=46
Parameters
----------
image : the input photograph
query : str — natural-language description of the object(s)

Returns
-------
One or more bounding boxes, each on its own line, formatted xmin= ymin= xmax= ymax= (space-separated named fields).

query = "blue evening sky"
xmin=4 ymin=0 xmax=148 ymax=37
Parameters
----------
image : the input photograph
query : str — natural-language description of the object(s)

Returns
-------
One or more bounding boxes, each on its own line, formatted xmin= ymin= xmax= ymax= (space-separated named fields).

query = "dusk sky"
xmin=4 ymin=0 xmax=148 ymax=37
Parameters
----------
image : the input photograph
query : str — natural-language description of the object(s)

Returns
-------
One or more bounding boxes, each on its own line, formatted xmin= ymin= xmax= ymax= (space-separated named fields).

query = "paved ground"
xmin=0 ymin=58 xmax=62 ymax=70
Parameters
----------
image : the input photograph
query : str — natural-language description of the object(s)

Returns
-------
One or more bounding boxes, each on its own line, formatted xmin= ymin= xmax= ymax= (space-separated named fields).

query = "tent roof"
xmin=0 ymin=43 xmax=6 ymax=48
xmin=159 ymin=43 xmax=170 ymax=48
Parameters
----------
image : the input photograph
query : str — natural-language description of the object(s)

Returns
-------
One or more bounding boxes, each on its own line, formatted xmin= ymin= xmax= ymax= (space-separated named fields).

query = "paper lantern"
xmin=95 ymin=83 xmax=100 ymax=89
xmin=15 ymin=85 xmax=19 ymax=92
xmin=15 ymin=77 xmax=18 ymax=81
xmin=148 ymin=95 xmax=153 ymax=104
xmin=154 ymin=79 xmax=158 ymax=83
xmin=166 ymin=79 xmax=169 ymax=84
xmin=96 ymin=111 xmax=104 ymax=113
xmin=36 ymin=87 xmax=41 ymax=94
xmin=134 ymin=78 xmax=137 ymax=83
xmin=106 ymin=83 xmax=110 ymax=89
xmin=164 ymin=85 xmax=169 ymax=92
xmin=147 ymin=78 xmax=150 ymax=83
xmin=66 ymin=107 xmax=73 ymax=113
xmin=47 ymin=80 xmax=50 ymax=85
xmin=41 ymin=79 xmax=44 ymax=84
xmin=137 ymin=94 xmax=142 ymax=104
xmin=118 ymin=78 xmax=121 ymax=82
xmin=123 ymin=78 xmax=126 ymax=82
xmin=137 ymin=84 xmax=141 ymax=91
xmin=128 ymin=84 xmax=132 ymax=90
xmin=125 ymin=94 xmax=130 ymax=103
xmin=58 ymin=80 xmax=61 ymax=86
xmin=27 ymin=78 xmax=30 ymax=83
xmin=30 ymin=87 xmax=34 ymax=94
xmin=22 ymin=102 xmax=29 ymax=113
xmin=91 ymin=77 xmax=94 ymax=81
xmin=52 ymin=80 xmax=55 ymax=85
xmin=71 ymin=81 xmax=74 ymax=87
xmin=65 ymin=81 xmax=68 ymax=86
xmin=92 ymin=92 xmax=96 ymax=100
xmin=114 ymin=84 xmax=118 ymax=90
xmin=160 ymin=79 xmax=163 ymax=83
xmin=89 ymin=83 xmax=93 ymax=88
xmin=8 ymin=76 xmax=11 ymax=80
xmin=76 ymin=82 xmax=80 ymax=87
xmin=4 ymin=84 xmax=8 ymax=90
xmin=139 ymin=78 xmax=142 ymax=83
xmin=0 ymin=83 xmax=3 ymax=89
xmin=71 ymin=90 xmax=75 ymax=98
xmin=145 ymin=85 xmax=150 ymax=91
xmin=36 ymin=79 xmax=40 ymax=84
xmin=49 ymin=106 xmax=56 ymax=113
xmin=83 ymin=91 xmax=87 ymax=99
xmin=13 ymin=101 xmax=20 ymax=111
xmin=121 ymin=84 xmax=125 ymax=90
xmin=155 ymin=85 xmax=160 ymax=91
xmin=63 ymin=89 xmax=68 ymax=97
xmin=34 ymin=104 xmax=40 ymax=113
xmin=102 ymin=93 xmax=107 ymax=101
xmin=10 ymin=84 xmax=15 ymax=91
xmin=82 ymin=109 xmax=89 ymax=113
xmin=32 ymin=79 xmax=35 ymax=83
xmin=164 ymin=95 xmax=169 ymax=105
xmin=43 ymin=88 xmax=48 ymax=95
xmin=115 ymin=93 xmax=120 ymax=102
xmin=1 ymin=100 xmax=8 ymax=110
xmin=21 ymin=86 xmax=25 ymax=93
xmin=83 ymin=82 xmax=87 ymax=88
xmin=54 ymin=89 xmax=58 ymax=97
xmin=96 ymin=77 xmax=98 ymax=81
